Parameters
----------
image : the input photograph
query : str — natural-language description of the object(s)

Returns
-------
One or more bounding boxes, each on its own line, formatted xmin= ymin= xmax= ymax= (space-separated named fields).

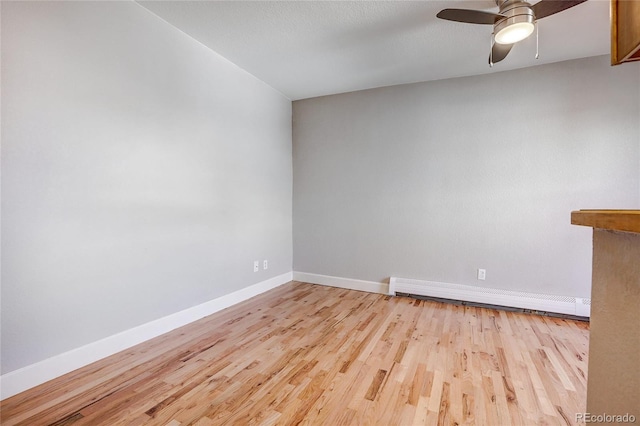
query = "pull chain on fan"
xmin=535 ymin=20 xmax=539 ymax=59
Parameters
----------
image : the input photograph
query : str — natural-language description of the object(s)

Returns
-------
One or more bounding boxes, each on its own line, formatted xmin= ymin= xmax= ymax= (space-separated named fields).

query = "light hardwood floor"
xmin=1 ymin=281 xmax=589 ymax=425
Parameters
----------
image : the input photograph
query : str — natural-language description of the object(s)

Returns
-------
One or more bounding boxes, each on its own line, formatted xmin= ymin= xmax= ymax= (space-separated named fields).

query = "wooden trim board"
xmin=571 ymin=210 xmax=640 ymax=234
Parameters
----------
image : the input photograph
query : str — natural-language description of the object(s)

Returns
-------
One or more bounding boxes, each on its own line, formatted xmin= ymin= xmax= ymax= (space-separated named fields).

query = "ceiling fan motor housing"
xmin=494 ymin=0 xmax=535 ymax=44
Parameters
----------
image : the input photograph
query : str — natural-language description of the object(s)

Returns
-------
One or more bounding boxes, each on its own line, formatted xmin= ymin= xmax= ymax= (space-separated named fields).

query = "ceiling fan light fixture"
xmin=494 ymin=21 xmax=535 ymax=44
xmin=493 ymin=4 xmax=535 ymax=45
xmin=436 ymin=0 xmax=589 ymax=65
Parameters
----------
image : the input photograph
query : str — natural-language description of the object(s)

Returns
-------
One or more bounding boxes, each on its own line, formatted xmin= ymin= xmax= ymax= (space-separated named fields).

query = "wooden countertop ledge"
xmin=571 ymin=210 xmax=640 ymax=234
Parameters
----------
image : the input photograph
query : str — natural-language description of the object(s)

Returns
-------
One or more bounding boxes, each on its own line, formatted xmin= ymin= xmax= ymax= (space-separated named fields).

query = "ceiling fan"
xmin=436 ymin=0 xmax=587 ymax=65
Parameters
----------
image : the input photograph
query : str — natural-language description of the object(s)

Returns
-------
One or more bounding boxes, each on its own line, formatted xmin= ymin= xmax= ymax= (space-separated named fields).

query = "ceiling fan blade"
xmin=489 ymin=42 xmax=514 ymax=64
xmin=436 ymin=9 xmax=504 ymax=25
xmin=532 ymin=0 xmax=588 ymax=19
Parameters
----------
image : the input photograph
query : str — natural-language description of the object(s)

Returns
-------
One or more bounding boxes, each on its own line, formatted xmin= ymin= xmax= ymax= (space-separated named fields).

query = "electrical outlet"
xmin=263 ymin=260 xmax=268 ymax=270
xmin=477 ymin=268 xmax=486 ymax=280
xmin=253 ymin=261 xmax=259 ymax=272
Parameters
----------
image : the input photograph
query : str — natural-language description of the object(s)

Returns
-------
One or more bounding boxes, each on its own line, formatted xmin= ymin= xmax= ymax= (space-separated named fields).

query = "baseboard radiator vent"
xmin=389 ymin=277 xmax=590 ymax=318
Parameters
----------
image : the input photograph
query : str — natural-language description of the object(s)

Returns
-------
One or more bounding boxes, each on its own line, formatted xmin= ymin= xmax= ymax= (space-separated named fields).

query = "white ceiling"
xmin=137 ymin=0 xmax=611 ymax=100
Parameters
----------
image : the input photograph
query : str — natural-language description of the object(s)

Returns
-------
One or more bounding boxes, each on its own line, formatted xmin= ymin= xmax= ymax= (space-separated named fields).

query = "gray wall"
xmin=1 ymin=2 xmax=292 ymax=374
xmin=293 ymin=55 xmax=640 ymax=299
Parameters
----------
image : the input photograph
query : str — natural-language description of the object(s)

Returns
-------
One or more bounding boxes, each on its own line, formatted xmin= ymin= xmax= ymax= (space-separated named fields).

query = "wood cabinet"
xmin=611 ymin=0 xmax=640 ymax=64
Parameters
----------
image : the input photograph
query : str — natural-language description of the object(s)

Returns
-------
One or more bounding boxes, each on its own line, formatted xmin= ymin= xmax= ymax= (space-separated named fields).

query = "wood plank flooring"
xmin=0 ymin=281 xmax=589 ymax=425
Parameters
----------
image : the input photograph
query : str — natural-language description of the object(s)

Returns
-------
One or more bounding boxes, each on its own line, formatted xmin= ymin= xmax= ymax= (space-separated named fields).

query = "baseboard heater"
xmin=389 ymin=277 xmax=590 ymax=318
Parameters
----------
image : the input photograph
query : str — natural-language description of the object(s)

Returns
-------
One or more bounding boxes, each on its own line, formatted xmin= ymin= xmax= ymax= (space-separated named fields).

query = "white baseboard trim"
xmin=291 ymin=272 xmax=590 ymax=318
xmin=0 ymin=272 xmax=292 ymax=401
xmin=293 ymin=271 xmax=389 ymax=294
